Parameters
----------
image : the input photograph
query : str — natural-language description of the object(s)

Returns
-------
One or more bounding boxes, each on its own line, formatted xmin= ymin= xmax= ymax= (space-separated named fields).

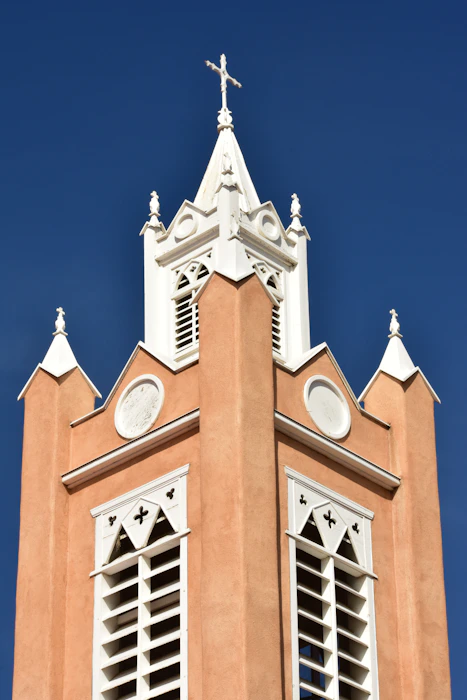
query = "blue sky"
xmin=1 ymin=1 xmax=465 ymax=696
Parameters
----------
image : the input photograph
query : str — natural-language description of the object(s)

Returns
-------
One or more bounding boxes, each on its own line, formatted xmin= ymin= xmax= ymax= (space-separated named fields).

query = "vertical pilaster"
xmin=364 ymin=373 xmax=451 ymax=699
xmin=13 ymin=369 xmax=95 ymax=700
xmin=198 ymin=272 xmax=282 ymax=700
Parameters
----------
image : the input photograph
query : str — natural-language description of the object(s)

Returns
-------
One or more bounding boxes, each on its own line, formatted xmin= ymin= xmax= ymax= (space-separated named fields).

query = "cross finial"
xmin=389 ymin=308 xmax=402 ymax=338
xmin=53 ymin=307 xmax=67 ymax=336
xmin=205 ymin=54 xmax=242 ymax=131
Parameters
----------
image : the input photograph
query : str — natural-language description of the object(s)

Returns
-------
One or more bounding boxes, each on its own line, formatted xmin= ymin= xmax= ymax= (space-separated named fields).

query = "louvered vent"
xmin=294 ymin=544 xmax=372 ymax=700
xmin=174 ymin=264 xmax=210 ymax=357
xmin=96 ymin=516 xmax=185 ymax=700
xmin=266 ymin=275 xmax=283 ymax=356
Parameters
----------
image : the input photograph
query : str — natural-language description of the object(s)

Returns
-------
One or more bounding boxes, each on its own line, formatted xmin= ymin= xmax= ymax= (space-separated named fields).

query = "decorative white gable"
xmin=140 ymin=55 xmax=311 ymax=368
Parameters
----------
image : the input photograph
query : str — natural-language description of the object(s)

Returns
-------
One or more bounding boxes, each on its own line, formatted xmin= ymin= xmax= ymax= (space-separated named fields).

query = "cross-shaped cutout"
xmin=323 ymin=509 xmax=337 ymax=528
xmin=134 ymin=505 xmax=149 ymax=525
xmin=166 ymin=488 xmax=175 ymax=500
xmin=300 ymin=494 xmax=307 ymax=505
xmin=352 ymin=523 xmax=360 ymax=534
xmin=108 ymin=515 xmax=117 ymax=527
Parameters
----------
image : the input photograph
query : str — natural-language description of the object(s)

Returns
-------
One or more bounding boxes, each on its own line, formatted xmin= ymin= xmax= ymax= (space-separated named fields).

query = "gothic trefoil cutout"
xmin=323 ymin=509 xmax=337 ymax=528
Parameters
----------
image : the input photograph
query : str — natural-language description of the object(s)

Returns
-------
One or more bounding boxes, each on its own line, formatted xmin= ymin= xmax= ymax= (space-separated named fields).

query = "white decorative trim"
xmin=276 ymin=412 xmax=400 ymax=490
xmin=63 ymin=411 xmax=199 ymax=488
xmin=359 ymin=366 xmax=440 ymax=404
xmin=284 ymin=467 xmax=374 ymax=520
xmin=114 ymin=374 xmax=165 ymax=440
xmin=278 ymin=343 xmax=390 ymax=428
xmin=70 ymin=342 xmax=198 ymax=428
xmin=91 ymin=469 xmax=189 ymax=700
xmin=91 ymin=464 xmax=189 ymax=518
xmin=286 ymin=468 xmax=380 ymax=700
xmin=303 ymin=375 xmax=351 ymax=440
xmin=18 ymin=362 xmax=101 ymax=401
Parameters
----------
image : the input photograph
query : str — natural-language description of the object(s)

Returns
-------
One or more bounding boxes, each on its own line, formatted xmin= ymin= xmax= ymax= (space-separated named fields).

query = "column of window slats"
xmin=296 ymin=548 xmax=335 ymax=700
xmin=334 ymin=567 xmax=371 ymax=700
xmin=174 ymin=292 xmax=195 ymax=354
xmin=100 ymin=561 xmax=140 ymax=699
xmin=272 ymin=304 xmax=282 ymax=354
xmin=140 ymin=543 xmax=181 ymax=700
xmin=97 ymin=542 xmax=182 ymax=700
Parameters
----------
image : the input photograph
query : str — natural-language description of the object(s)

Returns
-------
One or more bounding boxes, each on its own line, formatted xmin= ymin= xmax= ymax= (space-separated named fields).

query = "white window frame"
xmin=249 ymin=255 xmax=287 ymax=359
xmin=90 ymin=465 xmax=189 ymax=700
xmin=171 ymin=256 xmax=212 ymax=361
xmin=285 ymin=467 xmax=379 ymax=700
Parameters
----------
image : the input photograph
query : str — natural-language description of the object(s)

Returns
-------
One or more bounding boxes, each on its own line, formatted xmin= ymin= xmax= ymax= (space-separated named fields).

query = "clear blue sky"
xmin=1 ymin=1 xmax=465 ymax=696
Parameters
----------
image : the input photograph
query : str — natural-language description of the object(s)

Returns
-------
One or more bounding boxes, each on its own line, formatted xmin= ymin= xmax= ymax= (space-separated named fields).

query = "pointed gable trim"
xmin=69 ymin=341 xmax=198 ymax=428
xmin=279 ymin=343 xmax=390 ymax=428
xmin=358 ymin=366 xmax=441 ymax=404
xmin=18 ymin=363 xmax=101 ymax=401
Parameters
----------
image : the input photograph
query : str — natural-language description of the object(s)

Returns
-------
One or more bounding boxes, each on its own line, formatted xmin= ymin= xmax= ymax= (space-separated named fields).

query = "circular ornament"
xmin=258 ymin=211 xmax=280 ymax=241
xmin=175 ymin=212 xmax=198 ymax=240
xmin=115 ymin=374 xmax=164 ymax=439
xmin=304 ymin=375 xmax=351 ymax=440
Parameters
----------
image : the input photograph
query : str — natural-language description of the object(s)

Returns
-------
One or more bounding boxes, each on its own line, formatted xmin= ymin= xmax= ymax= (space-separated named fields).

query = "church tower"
xmin=13 ymin=56 xmax=451 ymax=700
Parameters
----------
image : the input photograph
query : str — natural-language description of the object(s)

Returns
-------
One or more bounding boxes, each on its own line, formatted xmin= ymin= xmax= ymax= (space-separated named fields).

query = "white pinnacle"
xmin=205 ymin=54 xmax=242 ymax=131
xmin=18 ymin=307 xmax=101 ymax=399
xmin=149 ymin=191 xmax=160 ymax=218
xmin=53 ymin=306 xmax=67 ymax=336
xmin=290 ymin=193 xmax=304 ymax=232
xmin=389 ymin=308 xmax=402 ymax=338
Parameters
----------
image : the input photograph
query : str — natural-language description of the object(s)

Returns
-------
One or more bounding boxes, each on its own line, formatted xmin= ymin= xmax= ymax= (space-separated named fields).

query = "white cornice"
xmin=274 ymin=411 xmax=400 ymax=491
xmin=62 ymin=409 xmax=200 ymax=489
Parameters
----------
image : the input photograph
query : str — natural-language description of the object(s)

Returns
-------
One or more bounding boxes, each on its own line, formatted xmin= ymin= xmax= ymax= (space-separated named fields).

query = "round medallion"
xmin=304 ymin=375 xmax=351 ymax=440
xmin=115 ymin=374 xmax=164 ymax=439
xmin=175 ymin=212 xmax=198 ymax=240
xmin=257 ymin=211 xmax=280 ymax=241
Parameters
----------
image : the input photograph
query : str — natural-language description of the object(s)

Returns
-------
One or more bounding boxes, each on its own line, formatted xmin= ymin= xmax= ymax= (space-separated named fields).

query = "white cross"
xmin=205 ymin=54 xmax=242 ymax=128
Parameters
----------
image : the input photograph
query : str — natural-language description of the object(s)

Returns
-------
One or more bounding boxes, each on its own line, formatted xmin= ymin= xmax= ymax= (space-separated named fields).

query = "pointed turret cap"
xmin=193 ymin=127 xmax=260 ymax=214
xmin=18 ymin=308 xmax=101 ymax=400
xmin=359 ymin=309 xmax=440 ymax=403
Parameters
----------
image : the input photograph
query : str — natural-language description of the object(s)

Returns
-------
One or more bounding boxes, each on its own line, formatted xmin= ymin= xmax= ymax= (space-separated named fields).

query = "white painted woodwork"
xmin=92 ymin=468 xmax=188 ymax=700
xmin=141 ymin=115 xmax=310 ymax=367
xmin=286 ymin=469 xmax=379 ymax=700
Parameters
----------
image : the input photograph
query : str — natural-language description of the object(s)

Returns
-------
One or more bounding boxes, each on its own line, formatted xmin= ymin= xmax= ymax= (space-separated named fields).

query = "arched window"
xmin=173 ymin=262 xmax=210 ymax=357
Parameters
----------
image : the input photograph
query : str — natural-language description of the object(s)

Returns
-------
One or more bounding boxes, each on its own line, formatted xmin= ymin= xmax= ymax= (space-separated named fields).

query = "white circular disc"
xmin=304 ymin=375 xmax=351 ymax=440
xmin=115 ymin=374 xmax=165 ymax=439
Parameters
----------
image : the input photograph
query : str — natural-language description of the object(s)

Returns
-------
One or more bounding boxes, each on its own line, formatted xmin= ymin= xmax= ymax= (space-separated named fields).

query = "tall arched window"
xmin=173 ymin=262 xmax=210 ymax=357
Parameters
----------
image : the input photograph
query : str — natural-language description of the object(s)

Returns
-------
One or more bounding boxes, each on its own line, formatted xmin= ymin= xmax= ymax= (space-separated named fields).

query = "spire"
xmin=205 ymin=53 xmax=242 ymax=131
xmin=18 ymin=308 xmax=101 ymax=400
xmin=359 ymin=308 xmax=439 ymax=403
xmin=193 ymin=126 xmax=260 ymax=213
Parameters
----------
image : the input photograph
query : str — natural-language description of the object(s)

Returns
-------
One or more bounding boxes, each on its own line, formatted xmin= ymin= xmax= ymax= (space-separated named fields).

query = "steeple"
xmin=141 ymin=54 xmax=311 ymax=367
xmin=359 ymin=308 xmax=439 ymax=403
xmin=18 ymin=308 xmax=101 ymax=400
